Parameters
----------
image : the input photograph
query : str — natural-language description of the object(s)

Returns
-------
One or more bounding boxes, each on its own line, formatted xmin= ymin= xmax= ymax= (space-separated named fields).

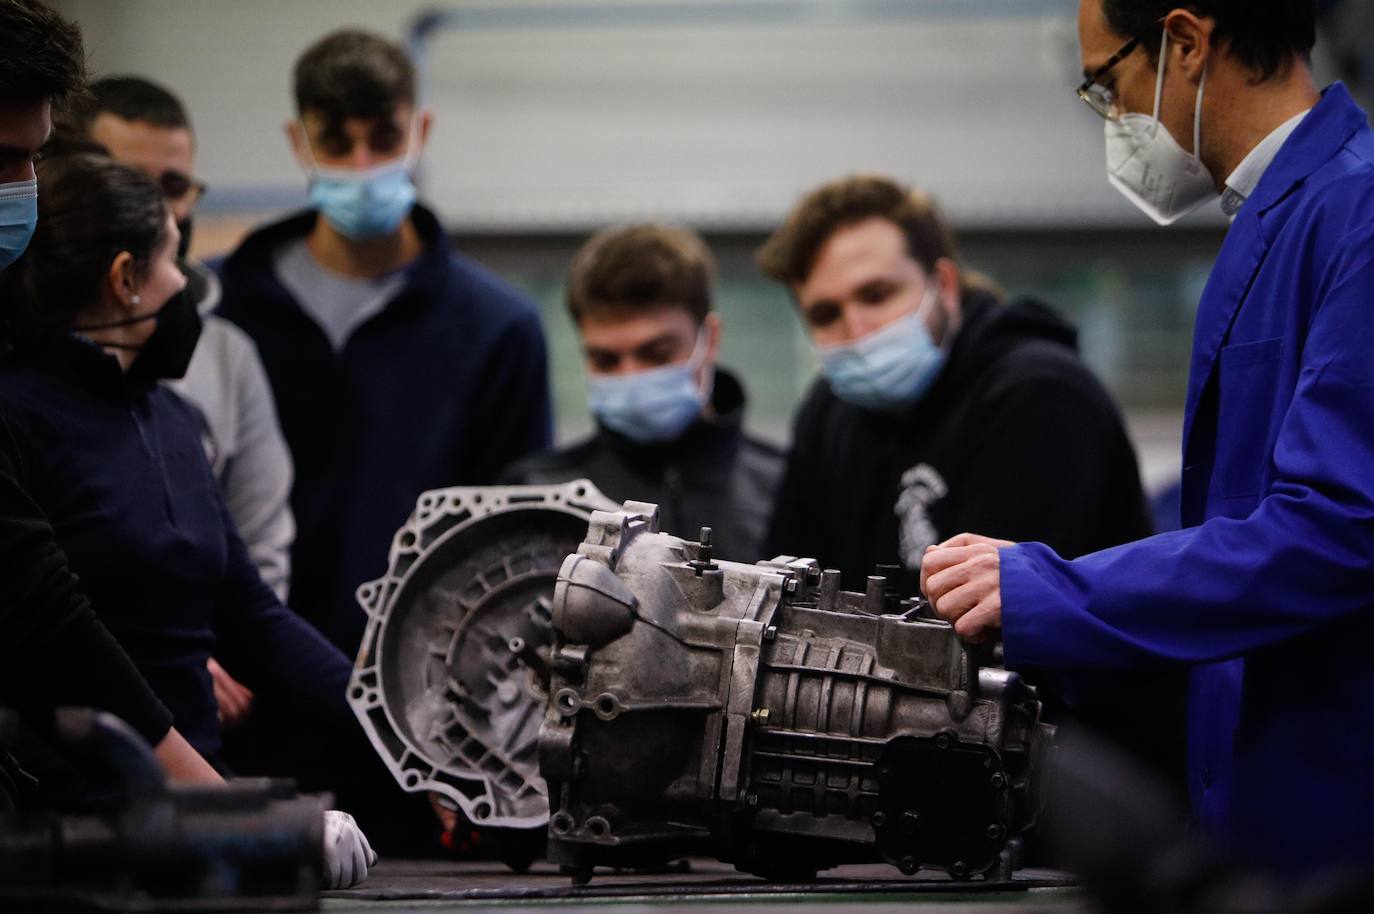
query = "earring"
xmin=131 ymin=294 xmax=141 ymax=306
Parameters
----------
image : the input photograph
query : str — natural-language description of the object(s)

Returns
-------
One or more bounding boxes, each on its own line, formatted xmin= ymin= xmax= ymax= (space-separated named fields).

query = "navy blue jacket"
xmin=215 ymin=206 xmax=552 ymax=654
xmin=1000 ymin=84 xmax=1374 ymax=869
xmin=0 ymin=336 xmax=353 ymax=760
xmin=0 ymin=403 xmax=172 ymax=747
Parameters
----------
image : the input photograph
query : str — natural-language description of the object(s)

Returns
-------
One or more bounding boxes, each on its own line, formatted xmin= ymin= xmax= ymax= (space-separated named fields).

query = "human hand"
xmin=429 ymin=792 xmax=457 ymax=835
xmin=207 ymin=658 xmax=254 ymax=727
xmin=322 ymin=809 xmax=378 ymax=889
xmin=920 ymin=533 xmax=1014 ymax=643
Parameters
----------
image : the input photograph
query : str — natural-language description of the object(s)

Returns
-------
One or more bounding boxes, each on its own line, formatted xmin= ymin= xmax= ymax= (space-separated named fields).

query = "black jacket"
xmin=504 ymin=369 xmax=784 ymax=562
xmin=765 ymin=293 xmax=1152 ymax=592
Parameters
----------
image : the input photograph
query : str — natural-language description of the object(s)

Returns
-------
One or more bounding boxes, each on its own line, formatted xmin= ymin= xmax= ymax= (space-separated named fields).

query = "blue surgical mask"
xmin=816 ymin=284 xmax=947 ymax=411
xmin=588 ymin=332 xmax=712 ymax=444
xmin=301 ymin=119 xmax=420 ymax=240
xmin=0 ymin=178 xmax=39 ymax=271
xmin=308 ymin=160 xmax=417 ymax=240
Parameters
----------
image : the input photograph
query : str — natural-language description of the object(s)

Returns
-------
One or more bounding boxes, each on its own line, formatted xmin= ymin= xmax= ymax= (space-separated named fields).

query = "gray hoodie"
xmin=168 ymin=260 xmax=294 ymax=601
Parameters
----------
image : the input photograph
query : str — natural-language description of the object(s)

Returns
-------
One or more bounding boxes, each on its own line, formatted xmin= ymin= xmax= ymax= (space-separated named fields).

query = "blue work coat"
xmin=1000 ymin=83 xmax=1374 ymax=870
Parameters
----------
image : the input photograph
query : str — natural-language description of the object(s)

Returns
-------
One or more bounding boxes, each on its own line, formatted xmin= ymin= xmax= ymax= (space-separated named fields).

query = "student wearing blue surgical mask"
xmin=760 ymin=175 xmax=1184 ymax=806
xmin=505 ymin=224 xmax=784 ymax=562
xmin=760 ymin=175 xmax=1152 ymax=592
xmin=215 ymin=30 xmax=551 ymax=660
xmin=214 ymin=28 xmax=550 ymax=855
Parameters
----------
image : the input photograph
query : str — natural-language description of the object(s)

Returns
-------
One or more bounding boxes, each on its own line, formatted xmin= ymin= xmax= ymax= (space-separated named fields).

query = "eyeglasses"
xmin=157 ymin=169 xmax=207 ymax=204
xmin=1076 ymin=36 xmax=1141 ymax=120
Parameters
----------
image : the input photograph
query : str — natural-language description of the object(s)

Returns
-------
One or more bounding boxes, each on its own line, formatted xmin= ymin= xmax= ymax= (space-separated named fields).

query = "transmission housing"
xmin=348 ymin=484 xmax=1050 ymax=882
xmin=541 ymin=500 xmax=1049 ymax=882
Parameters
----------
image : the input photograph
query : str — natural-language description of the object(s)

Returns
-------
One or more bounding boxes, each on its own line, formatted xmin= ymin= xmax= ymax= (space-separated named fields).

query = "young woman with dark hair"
xmin=0 ymin=153 xmax=374 ymax=886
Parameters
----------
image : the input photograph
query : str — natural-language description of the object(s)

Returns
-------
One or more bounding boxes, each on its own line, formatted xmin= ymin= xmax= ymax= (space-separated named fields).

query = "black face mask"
xmin=128 ymin=287 xmax=202 ymax=381
xmin=72 ymin=287 xmax=204 ymax=381
xmin=176 ymin=217 xmax=193 ymax=262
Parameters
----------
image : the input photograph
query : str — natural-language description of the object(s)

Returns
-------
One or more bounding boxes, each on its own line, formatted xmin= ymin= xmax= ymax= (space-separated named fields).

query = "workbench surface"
xmin=322 ymin=859 xmax=1083 ymax=913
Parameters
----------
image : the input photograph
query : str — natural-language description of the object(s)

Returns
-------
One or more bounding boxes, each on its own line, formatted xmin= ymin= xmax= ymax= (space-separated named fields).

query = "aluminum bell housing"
xmin=347 ymin=480 xmax=616 ymax=831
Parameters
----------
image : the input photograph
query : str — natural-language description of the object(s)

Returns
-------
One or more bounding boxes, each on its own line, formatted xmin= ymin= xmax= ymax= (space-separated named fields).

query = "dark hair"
xmin=567 ymin=224 xmax=715 ymax=325
xmin=0 ymin=0 xmax=86 ymax=107
xmin=0 ymin=153 xmax=167 ymax=343
xmin=293 ymin=29 xmax=415 ymax=127
xmin=85 ymin=76 xmax=190 ymax=130
xmin=1100 ymin=0 xmax=1317 ymax=81
xmin=758 ymin=175 xmax=963 ymax=288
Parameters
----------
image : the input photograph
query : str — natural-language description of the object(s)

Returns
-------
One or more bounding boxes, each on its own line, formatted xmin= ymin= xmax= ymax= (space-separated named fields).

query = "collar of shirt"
xmin=1221 ymin=108 xmax=1312 ymax=221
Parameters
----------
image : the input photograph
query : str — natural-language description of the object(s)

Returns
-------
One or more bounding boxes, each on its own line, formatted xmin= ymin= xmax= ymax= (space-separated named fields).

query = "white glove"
xmin=321 ymin=809 xmax=378 ymax=889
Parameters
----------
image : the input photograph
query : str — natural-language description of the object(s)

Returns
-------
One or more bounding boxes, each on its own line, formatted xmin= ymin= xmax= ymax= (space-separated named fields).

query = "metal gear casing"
xmin=347 ymin=480 xmax=616 ymax=830
xmin=540 ymin=503 xmax=1050 ymax=882
xmin=349 ymin=484 xmax=1051 ymax=882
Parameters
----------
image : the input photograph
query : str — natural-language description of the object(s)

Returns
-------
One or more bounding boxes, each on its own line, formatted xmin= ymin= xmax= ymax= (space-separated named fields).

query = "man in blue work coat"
xmin=922 ymin=0 xmax=1374 ymax=871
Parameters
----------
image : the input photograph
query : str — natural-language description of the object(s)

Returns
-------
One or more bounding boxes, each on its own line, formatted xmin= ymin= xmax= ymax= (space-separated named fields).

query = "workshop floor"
xmin=321 ymin=859 xmax=1084 ymax=914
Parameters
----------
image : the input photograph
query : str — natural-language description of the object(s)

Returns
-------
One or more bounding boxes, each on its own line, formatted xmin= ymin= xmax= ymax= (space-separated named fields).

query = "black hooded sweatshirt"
xmin=764 ymin=292 xmax=1152 ymax=592
xmin=766 ymin=293 xmax=1184 ymax=803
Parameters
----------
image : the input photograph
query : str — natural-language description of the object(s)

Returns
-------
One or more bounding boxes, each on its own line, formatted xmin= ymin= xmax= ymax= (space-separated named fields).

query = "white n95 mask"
xmin=1105 ymin=31 xmax=1218 ymax=226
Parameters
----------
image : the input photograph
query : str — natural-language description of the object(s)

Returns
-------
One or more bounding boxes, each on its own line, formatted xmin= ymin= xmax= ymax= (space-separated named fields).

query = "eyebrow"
xmin=585 ymin=332 xmax=680 ymax=356
xmin=633 ymin=333 xmax=679 ymax=353
xmin=855 ymin=277 xmax=896 ymax=293
xmin=1079 ymin=36 xmax=1141 ymax=90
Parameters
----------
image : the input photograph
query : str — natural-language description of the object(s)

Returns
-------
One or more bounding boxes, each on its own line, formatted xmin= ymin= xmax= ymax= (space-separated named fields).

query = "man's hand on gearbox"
xmin=920 ymin=533 xmax=1014 ymax=643
xmin=322 ymin=809 xmax=378 ymax=889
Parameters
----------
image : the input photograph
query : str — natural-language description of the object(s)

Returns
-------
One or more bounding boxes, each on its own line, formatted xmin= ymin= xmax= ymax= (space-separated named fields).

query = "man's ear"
xmin=934 ymin=258 xmax=962 ymax=314
xmin=1163 ymin=10 xmax=1213 ymax=83
xmin=702 ymin=311 xmax=723 ymax=363
xmin=284 ymin=118 xmax=313 ymax=171
xmin=414 ymin=108 xmax=434 ymax=155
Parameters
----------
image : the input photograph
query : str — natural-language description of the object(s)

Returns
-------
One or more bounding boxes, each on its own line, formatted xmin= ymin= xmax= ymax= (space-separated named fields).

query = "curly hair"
xmin=758 ymin=175 xmax=958 ymax=287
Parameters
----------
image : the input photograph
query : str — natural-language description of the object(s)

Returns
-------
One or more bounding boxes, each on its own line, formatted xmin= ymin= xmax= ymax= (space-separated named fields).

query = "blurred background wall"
xmin=48 ymin=0 xmax=1373 ymax=491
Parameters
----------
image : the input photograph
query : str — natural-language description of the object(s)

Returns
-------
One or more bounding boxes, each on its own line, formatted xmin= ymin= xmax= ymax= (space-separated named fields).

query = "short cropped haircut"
xmin=0 ymin=0 xmax=86 ymax=107
xmin=567 ymin=224 xmax=715 ymax=325
xmin=758 ymin=175 xmax=961 ymax=289
xmin=88 ymin=76 xmax=190 ymax=130
xmin=294 ymin=29 xmax=415 ymax=126
xmin=1101 ymin=1 xmax=1317 ymax=81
